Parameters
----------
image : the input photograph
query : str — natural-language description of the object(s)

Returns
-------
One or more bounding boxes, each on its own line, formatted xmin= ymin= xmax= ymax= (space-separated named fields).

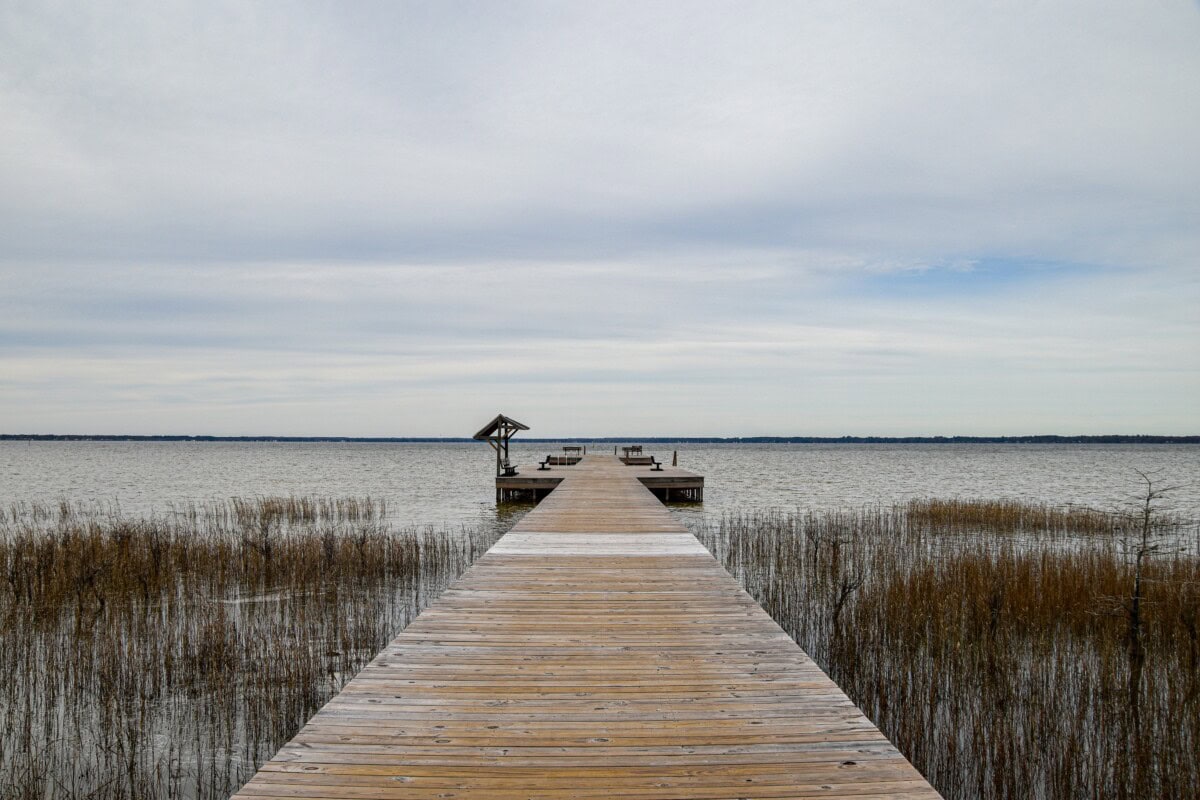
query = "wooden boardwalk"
xmin=234 ymin=455 xmax=940 ymax=799
xmin=495 ymin=455 xmax=703 ymax=503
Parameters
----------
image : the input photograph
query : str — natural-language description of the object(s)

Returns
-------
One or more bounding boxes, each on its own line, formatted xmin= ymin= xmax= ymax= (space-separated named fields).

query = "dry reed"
xmin=0 ymin=497 xmax=501 ymax=800
xmin=695 ymin=498 xmax=1199 ymax=800
xmin=905 ymin=497 xmax=1122 ymax=534
xmin=6 ymin=490 xmax=1197 ymax=800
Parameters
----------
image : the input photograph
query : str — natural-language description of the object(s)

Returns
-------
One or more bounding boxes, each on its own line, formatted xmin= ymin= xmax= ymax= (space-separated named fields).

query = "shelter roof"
xmin=472 ymin=414 xmax=530 ymax=441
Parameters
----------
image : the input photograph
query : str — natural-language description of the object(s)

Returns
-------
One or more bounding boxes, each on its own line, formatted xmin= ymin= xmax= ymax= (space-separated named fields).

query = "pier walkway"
xmin=234 ymin=455 xmax=940 ymax=799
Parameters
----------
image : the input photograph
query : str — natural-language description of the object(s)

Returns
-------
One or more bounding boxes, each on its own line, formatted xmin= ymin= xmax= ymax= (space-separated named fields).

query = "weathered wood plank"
xmin=232 ymin=455 xmax=940 ymax=799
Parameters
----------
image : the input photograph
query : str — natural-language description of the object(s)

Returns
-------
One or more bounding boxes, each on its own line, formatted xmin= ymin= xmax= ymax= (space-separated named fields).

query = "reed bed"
xmin=6 ymin=491 xmax=1197 ymax=800
xmin=0 ymin=497 xmax=502 ymax=800
xmin=695 ymin=499 xmax=1200 ymax=800
xmin=905 ymin=497 xmax=1121 ymax=534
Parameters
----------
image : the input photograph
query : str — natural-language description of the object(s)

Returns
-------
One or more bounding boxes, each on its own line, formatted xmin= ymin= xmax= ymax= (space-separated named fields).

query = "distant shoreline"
xmin=3 ymin=434 xmax=1197 ymax=444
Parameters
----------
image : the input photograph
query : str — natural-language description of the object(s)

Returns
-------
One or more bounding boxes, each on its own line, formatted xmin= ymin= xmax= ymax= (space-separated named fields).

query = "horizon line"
xmin=3 ymin=434 xmax=1198 ymax=444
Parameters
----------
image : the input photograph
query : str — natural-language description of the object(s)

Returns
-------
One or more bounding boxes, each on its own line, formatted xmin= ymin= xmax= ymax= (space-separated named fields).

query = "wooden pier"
xmin=234 ymin=454 xmax=939 ymax=799
xmin=497 ymin=454 xmax=704 ymax=503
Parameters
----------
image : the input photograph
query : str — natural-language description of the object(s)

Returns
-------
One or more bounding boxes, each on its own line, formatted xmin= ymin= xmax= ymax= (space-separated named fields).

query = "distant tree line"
xmin=2 ymin=434 xmax=1197 ymax=444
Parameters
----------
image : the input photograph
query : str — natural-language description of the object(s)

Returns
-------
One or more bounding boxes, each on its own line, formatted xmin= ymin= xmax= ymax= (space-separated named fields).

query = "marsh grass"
xmin=904 ymin=497 xmax=1122 ymax=534
xmin=6 ymin=491 xmax=1197 ymax=800
xmin=0 ymin=497 xmax=501 ymax=800
xmin=696 ymin=500 xmax=1200 ymax=799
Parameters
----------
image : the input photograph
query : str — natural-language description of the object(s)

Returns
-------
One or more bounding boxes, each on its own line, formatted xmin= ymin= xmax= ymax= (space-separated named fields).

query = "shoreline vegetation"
xmin=1 ymin=492 xmax=1197 ymax=798
xmin=695 ymin=496 xmax=1200 ymax=800
xmin=3 ymin=434 xmax=1199 ymax=444
xmin=0 ymin=498 xmax=502 ymax=800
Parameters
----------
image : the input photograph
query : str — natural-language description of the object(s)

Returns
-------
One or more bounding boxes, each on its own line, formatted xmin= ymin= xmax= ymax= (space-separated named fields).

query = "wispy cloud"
xmin=1 ymin=1 xmax=1198 ymax=434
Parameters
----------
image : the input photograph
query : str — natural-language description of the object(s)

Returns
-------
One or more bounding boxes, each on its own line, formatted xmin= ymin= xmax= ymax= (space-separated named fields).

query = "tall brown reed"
xmin=0 ymin=497 xmax=502 ymax=800
xmin=905 ymin=497 xmax=1122 ymax=534
xmin=695 ymin=500 xmax=1199 ymax=800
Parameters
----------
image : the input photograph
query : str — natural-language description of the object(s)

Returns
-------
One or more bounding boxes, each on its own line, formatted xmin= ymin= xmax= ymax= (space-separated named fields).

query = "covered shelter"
xmin=473 ymin=413 xmax=529 ymax=476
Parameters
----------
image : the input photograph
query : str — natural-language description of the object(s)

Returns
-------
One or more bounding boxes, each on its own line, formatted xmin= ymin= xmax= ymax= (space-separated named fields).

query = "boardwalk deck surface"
xmin=234 ymin=455 xmax=940 ymax=799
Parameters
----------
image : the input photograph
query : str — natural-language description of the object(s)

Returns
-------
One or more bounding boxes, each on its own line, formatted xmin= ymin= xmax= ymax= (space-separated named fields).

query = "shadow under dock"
xmin=496 ymin=460 xmax=704 ymax=503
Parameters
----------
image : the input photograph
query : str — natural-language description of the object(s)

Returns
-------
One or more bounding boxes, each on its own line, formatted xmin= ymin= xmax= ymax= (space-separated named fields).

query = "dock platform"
xmin=233 ymin=454 xmax=940 ymax=799
xmin=497 ymin=454 xmax=704 ymax=503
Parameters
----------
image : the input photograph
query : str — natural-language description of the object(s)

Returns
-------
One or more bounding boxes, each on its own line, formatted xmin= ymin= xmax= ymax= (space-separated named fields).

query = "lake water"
xmin=2 ymin=441 xmax=1198 ymax=528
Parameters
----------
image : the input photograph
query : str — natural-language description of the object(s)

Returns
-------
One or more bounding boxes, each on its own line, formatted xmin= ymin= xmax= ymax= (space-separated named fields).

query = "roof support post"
xmin=472 ymin=414 xmax=530 ymax=477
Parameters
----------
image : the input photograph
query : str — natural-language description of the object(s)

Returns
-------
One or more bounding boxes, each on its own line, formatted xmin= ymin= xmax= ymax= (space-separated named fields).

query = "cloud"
xmin=1 ymin=1 xmax=1198 ymax=434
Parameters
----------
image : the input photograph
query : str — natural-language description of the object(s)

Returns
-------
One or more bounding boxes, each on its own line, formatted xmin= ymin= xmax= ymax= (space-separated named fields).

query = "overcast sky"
xmin=1 ymin=1 xmax=1197 ymax=436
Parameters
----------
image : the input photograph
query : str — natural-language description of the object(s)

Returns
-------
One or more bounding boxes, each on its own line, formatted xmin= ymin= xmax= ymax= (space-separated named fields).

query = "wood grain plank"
xmin=232 ymin=455 xmax=941 ymax=799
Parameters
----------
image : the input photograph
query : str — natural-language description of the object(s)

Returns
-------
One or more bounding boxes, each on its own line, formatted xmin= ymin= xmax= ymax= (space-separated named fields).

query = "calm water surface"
xmin=2 ymin=441 xmax=1197 ymax=528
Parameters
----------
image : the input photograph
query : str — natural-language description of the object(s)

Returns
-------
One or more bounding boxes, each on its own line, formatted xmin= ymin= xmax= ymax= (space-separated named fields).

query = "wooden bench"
xmin=501 ymin=459 xmax=518 ymax=476
xmin=540 ymin=455 xmax=581 ymax=469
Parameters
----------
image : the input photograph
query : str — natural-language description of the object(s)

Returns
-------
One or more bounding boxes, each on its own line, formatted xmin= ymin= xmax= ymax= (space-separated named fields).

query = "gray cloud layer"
xmin=2 ymin=2 xmax=1198 ymax=435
